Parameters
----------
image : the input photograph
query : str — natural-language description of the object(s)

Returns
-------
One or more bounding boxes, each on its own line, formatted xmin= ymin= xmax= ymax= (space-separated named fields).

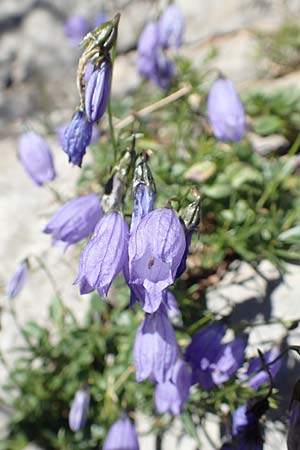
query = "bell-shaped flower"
xmin=7 ymin=259 xmax=29 ymax=299
xmin=85 ymin=58 xmax=112 ymax=123
xmin=64 ymin=15 xmax=90 ymax=48
xmin=56 ymin=122 xmax=99 ymax=147
xmin=44 ymin=194 xmax=103 ymax=252
xmin=75 ymin=211 xmax=129 ymax=297
xmin=103 ymin=417 xmax=139 ymax=450
xmin=69 ymin=387 xmax=90 ymax=432
xmin=185 ymin=323 xmax=246 ymax=388
xmin=155 ymin=358 xmax=191 ymax=415
xmin=159 ymin=4 xmax=185 ymax=49
xmin=128 ymin=208 xmax=186 ymax=313
xmin=18 ymin=132 xmax=56 ymax=186
xmin=241 ymin=348 xmax=281 ymax=390
xmin=137 ymin=22 xmax=175 ymax=89
xmin=63 ymin=111 xmax=93 ymax=167
xmin=133 ymin=306 xmax=178 ymax=383
xmin=207 ymin=77 xmax=246 ymax=142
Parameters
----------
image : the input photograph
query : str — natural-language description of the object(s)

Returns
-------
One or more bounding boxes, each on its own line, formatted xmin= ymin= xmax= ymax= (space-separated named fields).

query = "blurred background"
xmin=2 ymin=0 xmax=300 ymax=449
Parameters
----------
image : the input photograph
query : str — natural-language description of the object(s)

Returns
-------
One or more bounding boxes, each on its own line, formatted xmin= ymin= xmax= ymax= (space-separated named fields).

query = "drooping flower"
xmin=64 ymin=15 xmax=90 ymax=48
xmin=69 ymin=387 xmax=90 ymax=432
xmin=63 ymin=111 xmax=93 ymax=167
xmin=56 ymin=122 xmax=99 ymax=148
xmin=128 ymin=208 xmax=186 ymax=313
xmin=155 ymin=358 xmax=191 ymax=415
xmin=159 ymin=4 xmax=185 ymax=49
xmin=133 ymin=306 xmax=178 ymax=383
xmin=241 ymin=348 xmax=281 ymax=390
xmin=7 ymin=260 xmax=29 ymax=299
xmin=137 ymin=22 xmax=175 ymax=89
xmin=75 ymin=212 xmax=129 ymax=297
xmin=185 ymin=323 xmax=246 ymax=388
xmin=103 ymin=417 xmax=139 ymax=450
xmin=207 ymin=77 xmax=246 ymax=142
xmin=18 ymin=132 xmax=56 ymax=186
xmin=85 ymin=58 xmax=112 ymax=123
xmin=43 ymin=194 xmax=103 ymax=252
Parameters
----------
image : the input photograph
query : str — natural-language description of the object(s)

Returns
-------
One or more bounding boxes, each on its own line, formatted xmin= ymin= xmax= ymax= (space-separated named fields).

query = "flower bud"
xmin=18 ymin=132 xmax=56 ymax=186
xmin=7 ymin=259 xmax=28 ymax=299
xmin=103 ymin=417 xmax=139 ymax=450
xmin=44 ymin=194 xmax=103 ymax=252
xmin=69 ymin=388 xmax=90 ymax=432
xmin=159 ymin=4 xmax=185 ymax=49
xmin=63 ymin=111 xmax=92 ymax=167
xmin=85 ymin=59 xmax=112 ymax=123
xmin=207 ymin=77 xmax=246 ymax=142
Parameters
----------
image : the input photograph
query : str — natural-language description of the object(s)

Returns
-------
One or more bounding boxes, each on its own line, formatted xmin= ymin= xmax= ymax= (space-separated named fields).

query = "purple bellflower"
xmin=155 ymin=358 xmax=191 ymax=415
xmin=241 ymin=348 xmax=281 ymax=390
xmin=185 ymin=323 xmax=246 ymax=388
xmin=159 ymin=4 xmax=185 ymax=49
xmin=231 ymin=403 xmax=263 ymax=450
xmin=137 ymin=22 xmax=175 ymax=89
xmin=128 ymin=208 xmax=186 ymax=313
xmin=165 ymin=290 xmax=181 ymax=322
xmin=69 ymin=387 xmax=90 ymax=432
xmin=75 ymin=211 xmax=129 ymax=297
xmin=56 ymin=122 xmax=99 ymax=148
xmin=44 ymin=194 xmax=103 ymax=252
xmin=133 ymin=306 xmax=178 ymax=383
xmin=18 ymin=132 xmax=56 ymax=186
xmin=63 ymin=111 xmax=93 ymax=167
xmin=207 ymin=77 xmax=246 ymax=142
xmin=85 ymin=58 xmax=112 ymax=123
xmin=64 ymin=15 xmax=90 ymax=48
xmin=7 ymin=260 xmax=28 ymax=299
xmin=103 ymin=417 xmax=139 ymax=450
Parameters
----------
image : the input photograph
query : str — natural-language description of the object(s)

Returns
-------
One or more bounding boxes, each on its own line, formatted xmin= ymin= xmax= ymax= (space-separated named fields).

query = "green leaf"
xmin=253 ymin=115 xmax=284 ymax=136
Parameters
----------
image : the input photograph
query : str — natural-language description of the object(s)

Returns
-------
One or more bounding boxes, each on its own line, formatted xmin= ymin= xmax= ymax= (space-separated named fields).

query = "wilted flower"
xmin=241 ymin=348 xmax=281 ymax=390
xmin=155 ymin=359 xmax=191 ymax=415
xmin=63 ymin=111 xmax=93 ymax=167
xmin=69 ymin=387 xmax=90 ymax=432
xmin=64 ymin=15 xmax=90 ymax=47
xmin=75 ymin=212 xmax=129 ymax=297
xmin=103 ymin=417 xmax=139 ymax=450
xmin=44 ymin=194 xmax=103 ymax=252
xmin=137 ymin=22 xmax=175 ymax=89
xmin=133 ymin=306 xmax=178 ymax=383
xmin=185 ymin=323 xmax=246 ymax=388
xmin=159 ymin=4 xmax=185 ymax=49
xmin=207 ymin=77 xmax=246 ymax=142
xmin=18 ymin=132 xmax=56 ymax=186
xmin=7 ymin=260 xmax=28 ymax=299
xmin=56 ymin=122 xmax=99 ymax=148
xmin=128 ymin=208 xmax=186 ymax=313
xmin=85 ymin=59 xmax=112 ymax=123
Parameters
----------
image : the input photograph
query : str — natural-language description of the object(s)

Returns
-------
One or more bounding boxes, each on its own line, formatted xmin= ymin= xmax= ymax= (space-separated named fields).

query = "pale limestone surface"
xmin=1 ymin=1 xmax=300 ymax=449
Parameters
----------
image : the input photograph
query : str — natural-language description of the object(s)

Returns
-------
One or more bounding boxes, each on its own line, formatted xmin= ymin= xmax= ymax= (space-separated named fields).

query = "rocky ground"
xmin=1 ymin=0 xmax=300 ymax=449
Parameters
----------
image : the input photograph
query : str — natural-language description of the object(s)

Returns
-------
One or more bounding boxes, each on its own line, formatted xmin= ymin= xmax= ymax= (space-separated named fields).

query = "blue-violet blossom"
xmin=44 ymin=194 xmax=103 ymax=252
xmin=241 ymin=348 xmax=281 ymax=390
xmin=69 ymin=388 xmax=90 ymax=432
xmin=133 ymin=306 xmax=178 ymax=383
xmin=103 ymin=417 xmax=139 ymax=450
xmin=207 ymin=77 xmax=246 ymax=142
xmin=128 ymin=208 xmax=186 ymax=313
xmin=75 ymin=211 xmax=129 ymax=297
xmin=18 ymin=132 xmax=56 ymax=186
xmin=159 ymin=4 xmax=185 ymax=49
xmin=63 ymin=111 xmax=93 ymax=167
xmin=85 ymin=59 xmax=112 ymax=123
xmin=7 ymin=260 xmax=28 ymax=299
